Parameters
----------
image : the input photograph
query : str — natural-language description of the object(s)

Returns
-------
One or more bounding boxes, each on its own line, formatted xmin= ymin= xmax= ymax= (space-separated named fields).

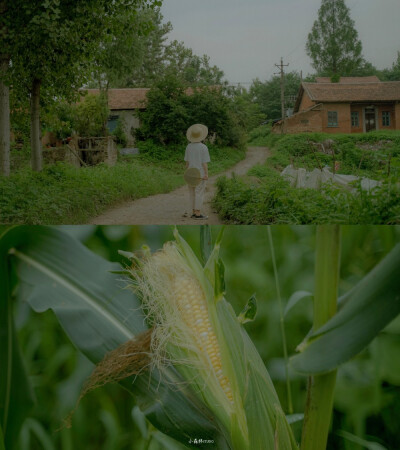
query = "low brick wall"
xmin=273 ymin=109 xmax=322 ymax=134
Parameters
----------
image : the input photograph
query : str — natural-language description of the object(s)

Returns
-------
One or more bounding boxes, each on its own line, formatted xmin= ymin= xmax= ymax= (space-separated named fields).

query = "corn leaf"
xmin=291 ymin=244 xmax=400 ymax=374
xmin=337 ymin=430 xmax=387 ymax=450
xmin=0 ymin=226 xmax=231 ymax=449
xmin=284 ymin=291 xmax=313 ymax=317
xmin=216 ymin=300 xmax=298 ymax=450
xmin=0 ymin=424 xmax=5 ymax=450
xmin=200 ymin=225 xmax=212 ymax=265
xmin=0 ymin=228 xmax=35 ymax=450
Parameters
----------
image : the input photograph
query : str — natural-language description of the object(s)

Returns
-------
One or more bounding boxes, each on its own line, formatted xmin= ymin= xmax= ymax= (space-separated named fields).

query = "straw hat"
xmin=186 ymin=124 xmax=208 ymax=143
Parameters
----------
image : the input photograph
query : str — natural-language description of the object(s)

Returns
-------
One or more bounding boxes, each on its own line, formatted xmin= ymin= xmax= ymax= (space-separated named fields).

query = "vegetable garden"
xmin=213 ymin=129 xmax=400 ymax=224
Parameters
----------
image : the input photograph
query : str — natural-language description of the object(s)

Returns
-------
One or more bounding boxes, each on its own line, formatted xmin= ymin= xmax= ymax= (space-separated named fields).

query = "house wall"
xmin=299 ymin=92 xmax=315 ymax=111
xmin=395 ymin=102 xmax=400 ymax=130
xmin=350 ymin=105 xmax=364 ymax=134
xmin=321 ymin=103 xmax=351 ymax=134
xmin=377 ymin=104 xmax=396 ymax=131
xmin=273 ymin=101 xmax=400 ymax=135
xmin=273 ymin=109 xmax=322 ymax=134
xmin=116 ymin=110 xmax=140 ymax=145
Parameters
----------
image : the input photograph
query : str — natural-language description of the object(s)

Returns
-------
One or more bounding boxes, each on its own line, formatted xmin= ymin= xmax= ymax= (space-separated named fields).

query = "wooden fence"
xmin=42 ymin=136 xmax=118 ymax=167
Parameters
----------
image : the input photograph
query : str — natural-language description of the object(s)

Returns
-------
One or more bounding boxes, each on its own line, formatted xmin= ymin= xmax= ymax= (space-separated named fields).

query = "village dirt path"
xmin=89 ymin=146 xmax=270 ymax=225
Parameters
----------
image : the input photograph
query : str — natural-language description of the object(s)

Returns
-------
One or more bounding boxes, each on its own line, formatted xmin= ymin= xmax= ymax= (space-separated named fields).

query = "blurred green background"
xmin=6 ymin=225 xmax=400 ymax=449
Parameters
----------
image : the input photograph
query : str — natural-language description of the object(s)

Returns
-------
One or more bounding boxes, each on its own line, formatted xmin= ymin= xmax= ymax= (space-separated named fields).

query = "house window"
xmin=351 ymin=112 xmax=359 ymax=127
xmin=382 ymin=111 xmax=391 ymax=127
xmin=328 ymin=111 xmax=338 ymax=127
xmin=107 ymin=115 xmax=120 ymax=133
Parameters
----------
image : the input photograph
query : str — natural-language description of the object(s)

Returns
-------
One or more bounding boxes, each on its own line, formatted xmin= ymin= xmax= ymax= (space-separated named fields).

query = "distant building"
xmin=273 ymin=76 xmax=400 ymax=134
xmin=82 ymin=88 xmax=150 ymax=145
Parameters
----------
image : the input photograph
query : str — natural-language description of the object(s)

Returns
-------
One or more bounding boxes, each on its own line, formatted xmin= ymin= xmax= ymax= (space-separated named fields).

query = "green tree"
xmin=249 ymin=72 xmax=301 ymax=121
xmin=118 ymin=12 xmax=225 ymax=89
xmin=74 ymin=93 xmax=109 ymax=137
xmin=349 ymin=60 xmax=379 ymax=77
xmin=122 ymin=9 xmax=173 ymax=87
xmin=90 ymin=7 xmax=164 ymax=90
xmin=1 ymin=0 xmax=158 ymax=174
xmin=136 ymin=75 xmax=245 ymax=147
xmin=0 ymin=0 xmax=20 ymax=176
xmin=306 ymin=0 xmax=364 ymax=76
xmin=164 ymin=41 xmax=225 ymax=87
xmin=135 ymin=75 xmax=189 ymax=145
xmin=381 ymin=51 xmax=400 ymax=81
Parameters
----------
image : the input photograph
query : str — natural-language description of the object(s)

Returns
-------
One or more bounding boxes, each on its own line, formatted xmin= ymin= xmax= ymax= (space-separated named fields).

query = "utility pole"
xmin=274 ymin=57 xmax=289 ymax=121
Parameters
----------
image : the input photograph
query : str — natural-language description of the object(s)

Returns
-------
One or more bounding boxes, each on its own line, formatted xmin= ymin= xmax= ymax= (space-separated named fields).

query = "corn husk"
xmin=131 ymin=229 xmax=298 ymax=450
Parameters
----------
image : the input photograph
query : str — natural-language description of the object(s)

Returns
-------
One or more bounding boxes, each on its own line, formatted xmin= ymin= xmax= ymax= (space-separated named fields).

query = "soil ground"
xmin=89 ymin=146 xmax=270 ymax=225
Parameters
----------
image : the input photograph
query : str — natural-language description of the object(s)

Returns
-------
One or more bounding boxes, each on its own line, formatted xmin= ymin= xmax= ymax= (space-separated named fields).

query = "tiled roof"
xmin=315 ymin=76 xmax=381 ymax=83
xmin=82 ymin=88 xmax=150 ymax=110
xmin=302 ymin=81 xmax=400 ymax=102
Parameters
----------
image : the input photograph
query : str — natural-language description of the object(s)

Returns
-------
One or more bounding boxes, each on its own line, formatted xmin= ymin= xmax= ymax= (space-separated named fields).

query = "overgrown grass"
xmin=265 ymin=131 xmax=400 ymax=179
xmin=1 ymin=143 xmax=245 ymax=224
xmin=213 ymin=165 xmax=400 ymax=225
xmin=247 ymin=124 xmax=273 ymax=146
xmin=213 ymin=131 xmax=400 ymax=224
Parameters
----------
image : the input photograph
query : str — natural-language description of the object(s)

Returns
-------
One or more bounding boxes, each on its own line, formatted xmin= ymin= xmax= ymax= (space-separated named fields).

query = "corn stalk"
xmin=300 ymin=225 xmax=341 ymax=450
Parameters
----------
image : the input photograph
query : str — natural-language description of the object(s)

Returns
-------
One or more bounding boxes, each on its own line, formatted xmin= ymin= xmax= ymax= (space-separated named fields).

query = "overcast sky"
xmin=161 ymin=0 xmax=400 ymax=85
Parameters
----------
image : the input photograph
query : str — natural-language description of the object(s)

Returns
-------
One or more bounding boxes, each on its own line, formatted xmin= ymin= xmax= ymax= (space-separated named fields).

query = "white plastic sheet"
xmin=281 ymin=165 xmax=380 ymax=192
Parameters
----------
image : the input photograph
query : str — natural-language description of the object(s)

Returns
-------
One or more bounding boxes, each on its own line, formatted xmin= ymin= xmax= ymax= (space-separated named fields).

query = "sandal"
xmin=193 ymin=214 xmax=208 ymax=220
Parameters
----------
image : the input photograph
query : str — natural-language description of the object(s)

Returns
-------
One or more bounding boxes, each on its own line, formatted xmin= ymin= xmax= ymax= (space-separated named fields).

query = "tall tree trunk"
xmin=0 ymin=58 xmax=10 ymax=177
xmin=30 ymin=78 xmax=42 ymax=172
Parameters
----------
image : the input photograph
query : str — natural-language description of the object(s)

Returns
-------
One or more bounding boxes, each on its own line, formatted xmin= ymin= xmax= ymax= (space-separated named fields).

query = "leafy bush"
xmin=1 ymin=141 xmax=245 ymax=224
xmin=42 ymin=102 xmax=76 ymax=139
xmin=43 ymin=93 xmax=111 ymax=139
xmin=74 ymin=93 xmax=109 ymax=137
xmin=112 ymin=118 xmax=128 ymax=147
xmin=247 ymin=125 xmax=272 ymax=146
xmin=213 ymin=166 xmax=400 ymax=224
xmin=0 ymin=162 xmax=183 ymax=224
xmin=136 ymin=75 xmax=248 ymax=147
xmin=266 ymin=131 xmax=400 ymax=179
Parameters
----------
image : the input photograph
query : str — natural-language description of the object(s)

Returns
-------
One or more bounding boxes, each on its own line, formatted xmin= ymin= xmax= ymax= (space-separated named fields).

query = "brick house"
xmin=82 ymin=88 xmax=150 ymax=145
xmin=273 ymin=76 xmax=400 ymax=134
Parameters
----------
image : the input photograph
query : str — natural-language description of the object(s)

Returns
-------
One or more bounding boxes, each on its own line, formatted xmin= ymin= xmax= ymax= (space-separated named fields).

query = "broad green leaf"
xmin=286 ymin=414 xmax=304 ymax=425
xmin=1 ymin=226 xmax=230 ymax=449
xmin=0 ymin=423 xmax=5 ymax=450
xmin=214 ymin=258 xmax=226 ymax=300
xmin=0 ymin=228 xmax=35 ymax=450
xmin=200 ymin=225 xmax=212 ymax=265
xmin=337 ymin=430 xmax=387 ymax=450
xmin=23 ymin=418 xmax=55 ymax=450
xmin=284 ymin=291 xmax=313 ymax=317
xmin=151 ymin=430 xmax=189 ymax=450
xmin=291 ymin=244 xmax=400 ymax=374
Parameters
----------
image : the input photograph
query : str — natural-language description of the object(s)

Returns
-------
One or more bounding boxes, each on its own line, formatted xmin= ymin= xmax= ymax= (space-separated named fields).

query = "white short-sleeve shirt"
xmin=184 ymin=143 xmax=210 ymax=178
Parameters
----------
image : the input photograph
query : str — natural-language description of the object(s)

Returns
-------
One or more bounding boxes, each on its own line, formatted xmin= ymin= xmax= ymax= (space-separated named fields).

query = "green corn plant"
xmin=1 ymin=225 xmax=400 ymax=449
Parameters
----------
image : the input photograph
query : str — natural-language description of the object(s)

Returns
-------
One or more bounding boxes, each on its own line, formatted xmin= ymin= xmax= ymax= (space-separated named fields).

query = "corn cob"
xmin=131 ymin=230 xmax=298 ymax=450
xmin=171 ymin=273 xmax=233 ymax=403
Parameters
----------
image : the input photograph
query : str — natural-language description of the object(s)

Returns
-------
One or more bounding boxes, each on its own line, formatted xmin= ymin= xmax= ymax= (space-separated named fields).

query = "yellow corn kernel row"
xmin=172 ymin=275 xmax=233 ymax=403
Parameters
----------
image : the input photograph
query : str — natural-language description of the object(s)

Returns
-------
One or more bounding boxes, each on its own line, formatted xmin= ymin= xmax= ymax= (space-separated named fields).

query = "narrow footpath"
xmin=89 ymin=146 xmax=270 ymax=225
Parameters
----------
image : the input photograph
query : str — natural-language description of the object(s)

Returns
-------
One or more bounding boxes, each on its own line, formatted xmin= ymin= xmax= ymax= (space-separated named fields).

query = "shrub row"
xmin=265 ymin=131 xmax=400 ymax=179
xmin=1 ymin=144 xmax=245 ymax=224
xmin=213 ymin=165 xmax=400 ymax=225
